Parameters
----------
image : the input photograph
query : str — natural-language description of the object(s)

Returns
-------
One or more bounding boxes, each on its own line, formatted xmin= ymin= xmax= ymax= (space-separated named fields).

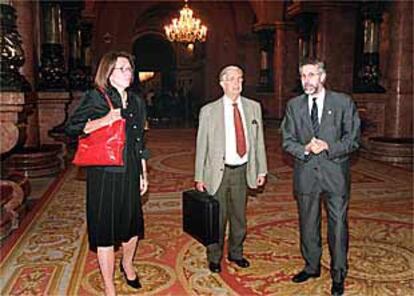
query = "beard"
xmin=302 ymin=83 xmax=318 ymax=95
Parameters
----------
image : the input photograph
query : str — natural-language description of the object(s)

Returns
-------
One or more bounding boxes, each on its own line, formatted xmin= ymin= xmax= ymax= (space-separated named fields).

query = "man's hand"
xmin=306 ymin=138 xmax=329 ymax=155
xmin=256 ymin=175 xmax=266 ymax=187
xmin=311 ymin=138 xmax=329 ymax=154
xmin=195 ymin=181 xmax=206 ymax=192
xmin=305 ymin=142 xmax=314 ymax=154
xmin=305 ymin=137 xmax=317 ymax=154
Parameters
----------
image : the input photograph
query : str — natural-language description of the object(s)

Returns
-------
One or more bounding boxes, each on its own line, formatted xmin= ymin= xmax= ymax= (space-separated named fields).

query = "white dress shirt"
xmin=223 ymin=95 xmax=248 ymax=165
xmin=308 ymin=87 xmax=325 ymax=124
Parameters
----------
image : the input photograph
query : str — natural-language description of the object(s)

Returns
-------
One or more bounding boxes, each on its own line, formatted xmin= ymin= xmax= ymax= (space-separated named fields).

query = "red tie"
xmin=233 ymin=103 xmax=246 ymax=157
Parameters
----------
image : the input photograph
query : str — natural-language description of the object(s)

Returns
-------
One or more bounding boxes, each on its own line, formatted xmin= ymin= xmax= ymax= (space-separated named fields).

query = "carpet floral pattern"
xmin=1 ymin=129 xmax=413 ymax=295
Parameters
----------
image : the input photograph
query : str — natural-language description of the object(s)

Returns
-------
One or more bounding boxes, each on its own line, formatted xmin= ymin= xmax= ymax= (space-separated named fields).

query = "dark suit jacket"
xmin=281 ymin=90 xmax=361 ymax=195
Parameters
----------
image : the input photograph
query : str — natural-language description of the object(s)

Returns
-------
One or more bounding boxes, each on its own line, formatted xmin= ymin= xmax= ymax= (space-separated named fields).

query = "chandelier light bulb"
xmin=164 ymin=0 xmax=207 ymax=44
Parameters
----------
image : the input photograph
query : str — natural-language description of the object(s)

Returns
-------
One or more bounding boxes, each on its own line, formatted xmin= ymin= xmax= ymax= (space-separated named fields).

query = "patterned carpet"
xmin=1 ymin=129 xmax=413 ymax=295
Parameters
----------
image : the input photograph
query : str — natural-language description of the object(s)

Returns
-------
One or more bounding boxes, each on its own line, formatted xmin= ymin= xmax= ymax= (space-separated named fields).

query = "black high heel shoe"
xmin=120 ymin=261 xmax=141 ymax=289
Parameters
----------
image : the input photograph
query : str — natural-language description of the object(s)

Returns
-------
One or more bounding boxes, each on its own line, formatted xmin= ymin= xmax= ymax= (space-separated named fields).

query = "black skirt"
xmin=86 ymin=161 xmax=144 ymax=251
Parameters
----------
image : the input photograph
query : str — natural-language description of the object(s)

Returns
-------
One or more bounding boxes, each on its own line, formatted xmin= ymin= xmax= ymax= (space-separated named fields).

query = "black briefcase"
xmin=182 ymin=190 xmax=219 ymax=246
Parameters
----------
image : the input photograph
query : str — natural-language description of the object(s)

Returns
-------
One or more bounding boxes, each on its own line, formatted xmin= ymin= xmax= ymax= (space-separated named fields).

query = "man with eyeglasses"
xmin=194 ymin=65 xmax=267 ymax=273
xmin=281 ymin=58 xmax=361 ymax=296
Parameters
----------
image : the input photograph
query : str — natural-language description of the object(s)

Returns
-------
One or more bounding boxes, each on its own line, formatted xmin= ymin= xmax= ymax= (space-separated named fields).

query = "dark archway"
xmin=132 ymin=33 xmax=176 ymax=92
xmin=132 ymin=33 xmax=180 ymax=125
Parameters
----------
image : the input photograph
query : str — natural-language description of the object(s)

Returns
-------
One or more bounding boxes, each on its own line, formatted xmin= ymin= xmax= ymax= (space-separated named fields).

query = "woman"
xmin=65 ymin=51 xmax=149 ymax=296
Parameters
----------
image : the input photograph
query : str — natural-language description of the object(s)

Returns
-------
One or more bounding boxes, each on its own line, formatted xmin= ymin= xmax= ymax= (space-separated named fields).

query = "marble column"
xmin=354 ymin=2 xmax=385 ymax=93
xmin=12 ymin=0 xmax=40 ymax=148
xmin=64 ymin=3 xmax=89 ymax=91
xmin=12 ymin=0 xmax=35 ymax=87
xmin=295 ymin=13 xmax=317 ymax=61
xmin=38 ymin=1 xmax=67 ymax=91
xmin=273 ymin=21 xmax=298 ymax=119
xmin=68 ymin=26 xmax=86 ymax=90
xmin=384 ymin=0 xmax=413 ymax=138
xmin=0 ymin=2 xmax=30 ymax=91
xmin=357 ymin=1 xmax=413 ymax=169
xmin=316 ymin=4 xmax=358 ymax=93
xmin=36 ymin=1 xmax=70 ymax=147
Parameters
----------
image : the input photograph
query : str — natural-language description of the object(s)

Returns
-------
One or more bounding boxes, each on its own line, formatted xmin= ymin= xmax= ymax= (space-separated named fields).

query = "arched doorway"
xmin=132 ymin=33 xmax=176 ymax=92
xmin=132 ymin=33 xmax=179 ymax=124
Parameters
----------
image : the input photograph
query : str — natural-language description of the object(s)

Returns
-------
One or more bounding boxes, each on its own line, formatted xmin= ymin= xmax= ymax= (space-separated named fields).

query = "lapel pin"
xmin=328 ymin=110 xmax=332 ymax=115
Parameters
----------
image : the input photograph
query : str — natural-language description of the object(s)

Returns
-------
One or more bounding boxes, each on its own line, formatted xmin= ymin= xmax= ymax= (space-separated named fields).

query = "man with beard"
xmin=281 ymin=59 xmax=360 ymax=296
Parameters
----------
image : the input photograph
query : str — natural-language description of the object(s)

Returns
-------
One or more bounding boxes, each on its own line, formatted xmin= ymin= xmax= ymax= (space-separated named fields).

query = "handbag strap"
xmin=97 ymin=87 xmax=114 ymax=110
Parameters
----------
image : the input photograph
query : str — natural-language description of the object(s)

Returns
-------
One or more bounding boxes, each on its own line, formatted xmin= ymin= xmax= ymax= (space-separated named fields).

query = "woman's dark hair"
xmin=94 ymin=51 xmax=135 ymax=88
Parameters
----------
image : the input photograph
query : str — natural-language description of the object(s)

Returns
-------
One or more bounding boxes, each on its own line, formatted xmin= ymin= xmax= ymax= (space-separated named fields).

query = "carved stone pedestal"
xmin=1 ymin=92 xmax=68 ymax=179
xmin=0 ymin=92 xmax=25 ymax=153
xmin=0 ymin=92 xmax=30 ymax=241
xmin=0 ymin=173 xmax=31 ymax=241
xmin=361 ymin=137 xmax=413 ymax=170
xmin=3 ymin=144 xmax=64 ymax=178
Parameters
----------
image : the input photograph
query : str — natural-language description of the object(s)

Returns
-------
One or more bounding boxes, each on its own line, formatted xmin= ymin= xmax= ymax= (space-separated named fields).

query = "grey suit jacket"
xmin=195 ymin=96 xmax=268 ymax=195
xmin=281 ymin=90 xmax=361 ymax=195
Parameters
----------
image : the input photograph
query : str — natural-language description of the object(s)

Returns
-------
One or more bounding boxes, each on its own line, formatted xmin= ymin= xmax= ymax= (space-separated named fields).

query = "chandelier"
xmin=164 ymin=0 xmax=207 ymax=44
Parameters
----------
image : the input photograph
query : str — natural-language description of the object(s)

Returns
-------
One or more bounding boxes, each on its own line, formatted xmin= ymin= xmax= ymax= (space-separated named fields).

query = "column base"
xmin=3 ymin=144 xmax=65 ymax=178
xmin=361 ymin=137 xmax=414 ymax=170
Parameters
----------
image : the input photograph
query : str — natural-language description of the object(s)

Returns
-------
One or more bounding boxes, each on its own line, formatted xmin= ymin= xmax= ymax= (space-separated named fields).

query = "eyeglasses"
xmin=113 ymin=67 xmax=133 ymax=73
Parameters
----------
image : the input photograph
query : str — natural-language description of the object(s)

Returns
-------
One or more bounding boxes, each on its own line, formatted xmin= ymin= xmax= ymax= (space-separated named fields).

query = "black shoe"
xmin=228 ymin=257 xmax=250 ymax=268
xmin=331 ymin=281 xmax=344 ymax=296
xmin=208 ymin=262 xmax=221 ymax=273
xmin=120 ymin=261 xmax=141 ymax=289
xmin=291 ymin=270 xmax=320 ymax=283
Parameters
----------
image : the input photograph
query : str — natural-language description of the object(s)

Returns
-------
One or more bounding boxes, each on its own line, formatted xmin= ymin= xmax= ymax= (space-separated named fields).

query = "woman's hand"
xmin=104 ymin=108 xmax=122 ymax=125
xmin=83 ymin=108 xmax=122 ymax=134
xmin=140 ymin=174 xmax=148 ymax=195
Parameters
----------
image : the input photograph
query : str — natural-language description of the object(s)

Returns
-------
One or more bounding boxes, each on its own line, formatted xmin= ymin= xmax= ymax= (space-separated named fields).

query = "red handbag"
xmin=72 ymin=89 xmax=126 ymax=166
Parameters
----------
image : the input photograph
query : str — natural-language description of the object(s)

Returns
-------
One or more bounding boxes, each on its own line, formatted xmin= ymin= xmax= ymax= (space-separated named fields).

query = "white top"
xmin=223 ymin=95 xmax=249 ymax=165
